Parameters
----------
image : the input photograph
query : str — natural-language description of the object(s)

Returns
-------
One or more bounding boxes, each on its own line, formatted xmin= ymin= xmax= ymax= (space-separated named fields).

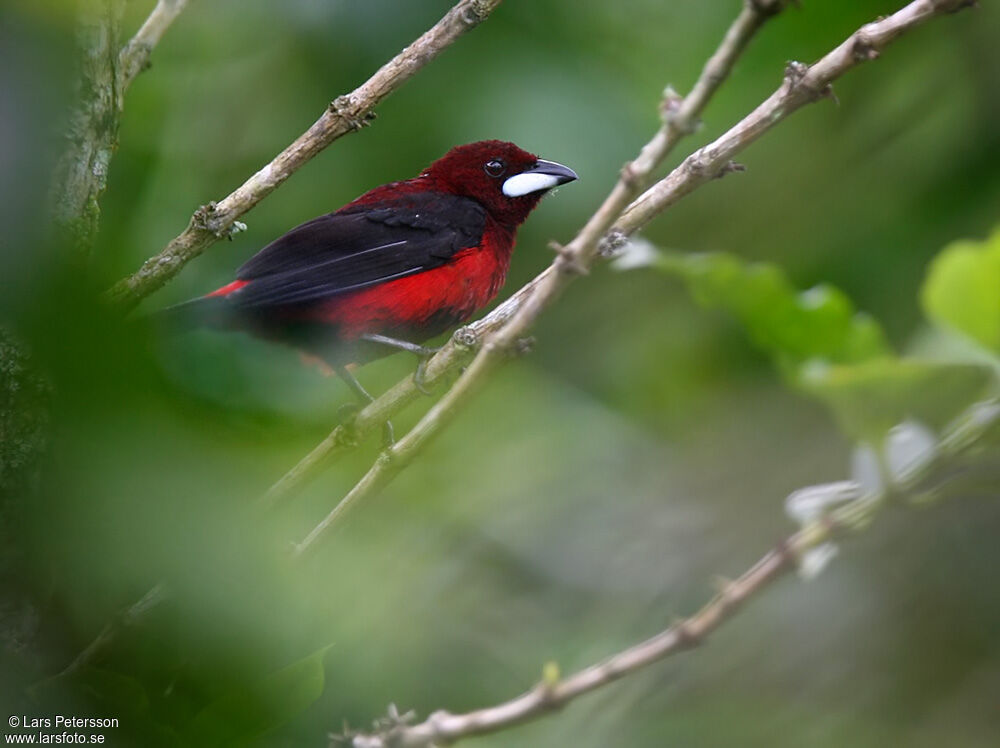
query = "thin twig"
xmin=344 ymin=397 xmax=1000 ymax=747
xmin=106 ymin=0 xmax=506 ymax=310
xmin=58 ymin=584 xmax=168 ymax=679
xmin=351 ymin=538 xmax=804 ymax=748
xmin=265 ymin=0 xmax=792 ymax=513
xmin=118 ymin=0 xmax=190 ymax=88
xmin=292 ymin=0 xmax=973 ymax=554
xmin=615 ymin=0 xmax=976 ymax=233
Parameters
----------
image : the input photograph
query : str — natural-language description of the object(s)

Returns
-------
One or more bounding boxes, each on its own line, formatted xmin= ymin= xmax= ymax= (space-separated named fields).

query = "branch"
xmin=106 ymin=0 xmax=505 ymax=310
xmin=615 ymin=0 xmax=977 ymax=234
xmin=48 ymin=0 xmax=126 ymax=260
xmin=48 ymin=0 xmax=190 ymax=260
xmin=58 ymin=583 xmax=167 ymax=679
xmin=351 ymin=537 xmax=801 ymax=748
xmin=263 ymin=0 xmax=793 ymax=513
xmin=118 ymin=0 xmax=190 ymax=88
xmin=289 ymin=0 xmax=973 ymax=553
xmin=344 ymin=398 xmax=1000 ymax=748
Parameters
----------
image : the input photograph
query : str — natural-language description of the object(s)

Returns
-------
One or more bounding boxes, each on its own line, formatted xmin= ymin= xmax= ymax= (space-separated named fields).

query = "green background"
xmin=2 ymin=1 xmax=999 ymax=745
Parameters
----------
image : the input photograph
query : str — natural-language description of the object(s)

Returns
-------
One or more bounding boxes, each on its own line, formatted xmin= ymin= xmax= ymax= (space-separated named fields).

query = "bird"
xmin=162 ymin=140 xmax=577 ymax=438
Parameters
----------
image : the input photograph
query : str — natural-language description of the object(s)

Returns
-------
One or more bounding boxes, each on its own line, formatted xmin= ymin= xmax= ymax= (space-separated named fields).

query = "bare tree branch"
xmin=263 ymin=0 xmax=793 ymax=513
xmin=343 ymin=398 xmax=1000 ymax=748
xmin=106 ymin=0 xmax=506 ymax=310
xmin=49 ymin=0 xmax=190 ymax=260
xmin=48 ymin=0 xmax=126 ymax=260
xmin=118 ymin=0 xmax=190 ymax=88
xmin=615 ymin=0 xmax=977 ymax=234
xmin=289 ymin=0 xmax=973 ymax=553
xmin=350 ymin=534 xmax=803 ymax=748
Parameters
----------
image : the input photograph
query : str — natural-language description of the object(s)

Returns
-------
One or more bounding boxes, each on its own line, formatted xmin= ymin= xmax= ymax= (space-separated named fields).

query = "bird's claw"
xmin=335 ymin=383 xmax=393 ymax=446
xmin=412 ymin=346 xmax=441 ymax=396
xmin=413 ymin=357 xmax=433 ymax=395
xmin=336 ymin=402 xmax=361 ymax=423
xmin=381 ymin=419 xmax=395 ymax=447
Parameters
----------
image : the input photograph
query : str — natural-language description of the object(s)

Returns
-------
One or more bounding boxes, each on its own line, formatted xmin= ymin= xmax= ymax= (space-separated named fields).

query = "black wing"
xmin=230 ymin=192 xmax=486 ymax=308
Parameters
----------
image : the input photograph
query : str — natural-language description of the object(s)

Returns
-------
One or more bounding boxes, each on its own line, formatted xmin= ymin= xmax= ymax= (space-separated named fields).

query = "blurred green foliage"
xmin=640 ymin=247 xmax=997 ymax=441
xmin=2 ymin=1 xmax=999 ymax=747
xmin=648 ymin=250 xmax=893 ymax=369
xmin=922 ymin=228 xmax=1000 ymax=354
xmin=190 ymin=644 xmax=333 ymax=745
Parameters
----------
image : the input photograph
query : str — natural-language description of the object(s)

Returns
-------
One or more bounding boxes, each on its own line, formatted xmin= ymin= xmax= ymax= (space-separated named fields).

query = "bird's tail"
xmin=149 ymin=295 xmax=233 ymax=333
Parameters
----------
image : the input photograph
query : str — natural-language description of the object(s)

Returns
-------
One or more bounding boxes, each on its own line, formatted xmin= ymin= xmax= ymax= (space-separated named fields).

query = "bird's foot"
xmin=357 ymin=334 xmax=441 ymax=396
xmin=412 ymin=346 xmax=442 ymax=395
xmin=334 ymin=402 xmax=394 ymax=446
xmin=333 ymin=364 xmax=394 ymax=446
xmin=380 ymin=419 xmax=395 ymax=447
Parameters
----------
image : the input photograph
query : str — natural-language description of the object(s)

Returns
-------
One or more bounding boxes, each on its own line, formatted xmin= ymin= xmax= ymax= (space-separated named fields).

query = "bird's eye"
xmin=484 ymin=159 xmax=506 ymax=178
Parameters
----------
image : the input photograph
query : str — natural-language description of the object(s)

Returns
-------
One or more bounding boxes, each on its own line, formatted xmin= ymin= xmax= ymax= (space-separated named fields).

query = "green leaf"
xmin=797 ymin=359 xmax=994 ymax=443
xmin=654 ymin=251 xmax=892 ymax=367
xmin=921 ymin=227 xmax=1000 ymax=353
xmin=190 ymin=644 xmax=333 ymax=746
xmin=639 ymin=248 xmax=994 ymax=442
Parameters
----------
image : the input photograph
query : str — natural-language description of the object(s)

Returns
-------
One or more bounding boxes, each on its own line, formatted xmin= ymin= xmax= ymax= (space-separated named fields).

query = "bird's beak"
xmin=502 ymin=159 xmax=579 ymax=197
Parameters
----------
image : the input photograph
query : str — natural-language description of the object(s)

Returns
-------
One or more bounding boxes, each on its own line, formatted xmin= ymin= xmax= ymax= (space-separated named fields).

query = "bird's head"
xmin=423 ymin=140 xmax=578 ymax=227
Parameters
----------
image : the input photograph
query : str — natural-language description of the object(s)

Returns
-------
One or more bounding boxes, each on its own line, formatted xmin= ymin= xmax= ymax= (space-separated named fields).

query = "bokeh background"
xmin=2 ymin=0 xmax=999 ymax=745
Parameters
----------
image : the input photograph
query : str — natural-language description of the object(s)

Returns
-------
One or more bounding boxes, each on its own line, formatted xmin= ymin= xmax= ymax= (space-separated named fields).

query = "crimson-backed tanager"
xmin=164 ymin=140 xmax=577 ymax=430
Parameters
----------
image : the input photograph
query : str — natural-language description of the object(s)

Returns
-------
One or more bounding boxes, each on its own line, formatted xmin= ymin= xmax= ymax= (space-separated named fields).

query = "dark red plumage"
xmin=166 ymin=140 xmax=577 ymax=373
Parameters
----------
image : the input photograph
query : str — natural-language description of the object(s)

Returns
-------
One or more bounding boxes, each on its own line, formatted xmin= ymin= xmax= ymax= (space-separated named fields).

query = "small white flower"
xmin=885 ymin=420 xmax=938 ymax=486
xmin=785 ymin=481 xmax=862 ymax=525
xmin=798 ymin=542 xmax=839 ymax=580
xmin=609 ymin=237 xmax=661 ymax=270
xmin=851 ymin=443 xmax=884 ymax=495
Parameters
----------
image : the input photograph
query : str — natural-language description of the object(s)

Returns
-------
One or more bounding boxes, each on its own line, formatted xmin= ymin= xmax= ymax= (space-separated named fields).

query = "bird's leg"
xmin=359 ymin=333 xmax=442 ymax=396
xmin=333 ymin=365 xmax=394 ymax=446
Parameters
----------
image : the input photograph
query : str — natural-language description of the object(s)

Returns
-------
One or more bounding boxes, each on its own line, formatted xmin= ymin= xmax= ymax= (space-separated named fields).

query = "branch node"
xmin=660 ymin=86 xmax=698 ymax=134
xmin=852 ymin=32 xmax=881 ymax=62
xmin=672 ymin=617 xmax=703 ymax=650
xmin=714 ymin=160 xmax=747 ymax=179
xmin=329 ymin=95 xmax=376 ymax=131
xmin=684 ymin=148 xmax=715 ymax=179
xmin=193 ymin=200 xmax=234 ymax=238
xmin=463 ymin=0 xmax=493 ymax=23
xmin=598 ymin=230 xmax=629 ymax=258
xmin=452 ymin=326 xmax=479 ymax=350
xmin=619 ymin=160 xmax=642 ymax=190
xmin=782 ymin=60 xmax=809 ymax=88
xmin=550 ymin=241 xmax=590 ymax=275
xmin=782 ymin=60 xmax=833 ymax=102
